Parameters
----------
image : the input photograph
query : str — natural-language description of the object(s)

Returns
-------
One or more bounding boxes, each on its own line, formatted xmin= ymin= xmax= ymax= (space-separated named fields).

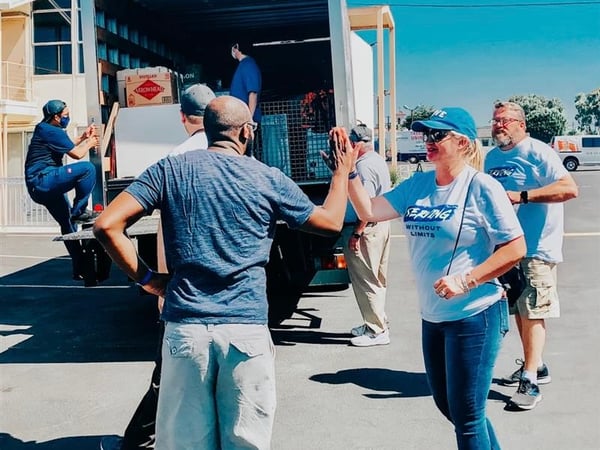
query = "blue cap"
xmin=411 ymin=107 xmax=477 ymax=141
xmin=42 ymin=99 xmax=66 ymax=120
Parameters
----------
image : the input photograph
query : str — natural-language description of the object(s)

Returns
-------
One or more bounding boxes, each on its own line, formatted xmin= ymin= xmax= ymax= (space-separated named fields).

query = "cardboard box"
xmin=124 ymin=72 xmax=176 ymax=108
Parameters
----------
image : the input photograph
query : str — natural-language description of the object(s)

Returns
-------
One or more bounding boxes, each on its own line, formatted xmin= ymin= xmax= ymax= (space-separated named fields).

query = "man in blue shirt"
xmin=24 ymin=99 xmax=99 ymax=280
xmin=93 ymin=96 xmax=355 ymax=449
xmin=230 ymin=42 xmax=262 ymax=124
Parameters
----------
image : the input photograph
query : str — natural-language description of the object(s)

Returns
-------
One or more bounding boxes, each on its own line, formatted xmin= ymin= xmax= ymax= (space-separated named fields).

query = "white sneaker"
xmin=351 ymin=324 xmax=368 ymax=336
xmin=350 ymin=329 xmax=390 ymax=347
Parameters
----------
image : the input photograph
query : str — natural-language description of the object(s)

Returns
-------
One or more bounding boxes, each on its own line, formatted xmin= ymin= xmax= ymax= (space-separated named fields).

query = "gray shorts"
xmin=511 ymin=257 xmax=560 ymax=319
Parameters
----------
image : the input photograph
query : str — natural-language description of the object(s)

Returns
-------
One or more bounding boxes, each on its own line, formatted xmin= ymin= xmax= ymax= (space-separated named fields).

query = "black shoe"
xmin=500 ymin=358 xmax=551 ymax=386
xmin=71 ymin=209 xmax=100 ymax=223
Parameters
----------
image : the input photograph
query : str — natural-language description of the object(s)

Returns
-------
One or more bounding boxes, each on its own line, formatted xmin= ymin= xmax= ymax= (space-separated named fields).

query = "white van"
xmin=550 ymin=135 xmax=600 ymax=171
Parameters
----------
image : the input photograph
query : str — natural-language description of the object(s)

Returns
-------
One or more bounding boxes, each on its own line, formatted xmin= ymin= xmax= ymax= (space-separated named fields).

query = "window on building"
xmin=33 ymin=2 xmax=83 ymax=75
xmin=108 ymin=47 xmax=119 ymax=65
xmin=118 ymin=23 xmax=129 ymax=39
xmin=130 ymin=29 xmax=139 ymax=45
xmin=107 ymin=17 xmax=117 ymax=34
xmin=119 ymin=53 xmax=130 ymax=68
xmin=98 ymin=42 xmax=107 ymax=60
xmin=96 ymin=10 xmax=105 ymax=28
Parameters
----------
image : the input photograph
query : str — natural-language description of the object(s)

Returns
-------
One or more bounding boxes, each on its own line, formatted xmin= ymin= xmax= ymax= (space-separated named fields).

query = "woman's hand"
xmin=433 ymin=272 xmax=477 ymax=299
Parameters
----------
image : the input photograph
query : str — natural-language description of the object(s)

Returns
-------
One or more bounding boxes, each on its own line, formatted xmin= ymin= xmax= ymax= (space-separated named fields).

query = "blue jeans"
xmin=422 ymin=300 xmax=509 ymax=450
xmin=157 ymin=322 xmax=276 ymax=449
xmin=26 ymin=162 xmax=96 ymax=275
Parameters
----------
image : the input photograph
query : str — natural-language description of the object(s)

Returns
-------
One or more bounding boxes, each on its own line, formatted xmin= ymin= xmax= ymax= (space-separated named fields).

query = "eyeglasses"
xmin=422 ymin=129 xmax=451 ymax=143
xmin=243 ymin=121 xmax=258 ymax=132
xmin=489 ymin=118 xmax=520 ymax=127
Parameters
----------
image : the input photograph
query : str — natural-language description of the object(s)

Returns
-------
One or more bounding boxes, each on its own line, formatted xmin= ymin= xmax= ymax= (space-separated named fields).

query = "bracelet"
xmin=352 ymin=232 xmax=363 ymax=239
xmin=137 ymin=268 xmax=154 ymax=286
xmin=348 ymin=170 xmax=359 ymax=180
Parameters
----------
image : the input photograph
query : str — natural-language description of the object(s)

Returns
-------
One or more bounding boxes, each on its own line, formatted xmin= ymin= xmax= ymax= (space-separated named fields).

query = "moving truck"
xmin=62 ymin=0 xmax=396 ymax=326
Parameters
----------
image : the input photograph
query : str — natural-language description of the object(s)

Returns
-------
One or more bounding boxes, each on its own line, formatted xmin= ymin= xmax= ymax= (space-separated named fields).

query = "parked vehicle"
xmin=396 ymin=130 xmax=426 ymax=163
xmin=551 ymin=135 xmax=600 ymax=171
xmin=62 ymin=0 xmax=396 ymax=326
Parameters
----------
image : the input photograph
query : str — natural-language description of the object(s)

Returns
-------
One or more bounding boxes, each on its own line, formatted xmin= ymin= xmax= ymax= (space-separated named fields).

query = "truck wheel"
xmin=408 ymin=156 xmax=419 ymax=164
xmin=563 ymin=157 xmax=578 ymax=172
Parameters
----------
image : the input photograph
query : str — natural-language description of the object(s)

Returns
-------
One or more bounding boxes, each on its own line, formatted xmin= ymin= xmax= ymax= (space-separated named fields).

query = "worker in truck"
xmin=99 ymin=83 xmax=216 ymax=450
xmin=24 ymin=99 xmax=99 ymax=281
xmin=230 ymin=41 xmax=262 ymax=158
xmin=93 ymin=96 xmax=356 ymax=449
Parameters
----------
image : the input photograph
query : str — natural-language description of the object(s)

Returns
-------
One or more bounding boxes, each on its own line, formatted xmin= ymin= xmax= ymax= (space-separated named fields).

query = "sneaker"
xmin=100 ymin=435 xmax=123 ymax=450
xmin=501 ymin=358 xmax=552 ymax=386
xmin=510 ymin=378 xmax=543 ymax=410
xmin=71 ymin=209 xmax=100 ymax=223
xmin=350 ymin=329 xmax=390 ymax=347
xmin=351 ymin=324 xmax=368 ymax=337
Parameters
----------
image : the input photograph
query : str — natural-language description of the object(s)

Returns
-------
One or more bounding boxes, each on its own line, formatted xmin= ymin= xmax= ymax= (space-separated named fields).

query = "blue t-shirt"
xmin=383 ymin=166 xmax=523 ymax=323
xmin=25 ymin=122 xmax=75 ymax=182
xmin=125 ymin=149 xmax=315 ymax=325
xmin=230 ymin=56 xmax=262 ymax=122
xmin=484 ymin=137 xmax=568 ymax=263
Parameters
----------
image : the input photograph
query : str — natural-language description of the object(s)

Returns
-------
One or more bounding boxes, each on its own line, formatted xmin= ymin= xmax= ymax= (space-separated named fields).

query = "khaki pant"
xmin=514 ymin=257 xmax=561 ymax=319
xmin=343 ymin=222 xmax=391 ymax=334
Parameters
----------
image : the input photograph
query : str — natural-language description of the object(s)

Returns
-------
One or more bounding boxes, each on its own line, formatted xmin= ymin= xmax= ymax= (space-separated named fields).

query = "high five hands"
xmin=321 ymin=127 xmax=357 ymax=176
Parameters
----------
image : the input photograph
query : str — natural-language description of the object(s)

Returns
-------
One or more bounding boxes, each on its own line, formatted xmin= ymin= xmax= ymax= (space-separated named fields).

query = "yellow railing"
xmin=0 ymin=61 xmax=33 ymax=102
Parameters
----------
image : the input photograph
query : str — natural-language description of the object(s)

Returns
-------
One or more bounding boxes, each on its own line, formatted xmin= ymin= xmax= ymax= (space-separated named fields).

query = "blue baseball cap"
xmin=42 ymin=99 xmax=66 ymax=120
xmin=411 ymin=107 xmax=477 ymax=141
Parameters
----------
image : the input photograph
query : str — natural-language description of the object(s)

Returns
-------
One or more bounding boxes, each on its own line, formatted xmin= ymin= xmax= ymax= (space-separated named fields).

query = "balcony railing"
xmin=0 ymin=61 xmax=33 ymax=102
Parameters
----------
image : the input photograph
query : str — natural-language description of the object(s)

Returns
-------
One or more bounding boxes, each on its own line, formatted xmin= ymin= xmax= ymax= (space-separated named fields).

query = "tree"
xmin=401 ymin=105 xmax=436 ymax=130
xmin=505 ymin=94 xmax=567 ymax=143
xmin=575 ymin=87 xmax=600 ymax=133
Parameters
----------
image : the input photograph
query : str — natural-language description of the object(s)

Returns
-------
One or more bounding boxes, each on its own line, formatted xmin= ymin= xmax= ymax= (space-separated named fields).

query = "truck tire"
xmin=408 ymin=156 xmax=419 ymax=164
xmin=563 ymin=157 xmax=579 ymax=172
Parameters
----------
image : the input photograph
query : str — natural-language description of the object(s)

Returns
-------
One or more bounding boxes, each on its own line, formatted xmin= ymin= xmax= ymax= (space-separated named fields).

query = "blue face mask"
xmin=59 ymin=116 xmax=70 ymax=128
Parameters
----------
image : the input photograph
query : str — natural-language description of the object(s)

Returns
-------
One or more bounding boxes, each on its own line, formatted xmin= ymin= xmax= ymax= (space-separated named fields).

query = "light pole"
xmin=403 ymin=104 xmax=420 ymax=128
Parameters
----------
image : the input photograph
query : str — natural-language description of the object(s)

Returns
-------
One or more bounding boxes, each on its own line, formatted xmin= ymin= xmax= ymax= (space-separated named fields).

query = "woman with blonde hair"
xmin=344 ymin=107 xmax=526 ymax=449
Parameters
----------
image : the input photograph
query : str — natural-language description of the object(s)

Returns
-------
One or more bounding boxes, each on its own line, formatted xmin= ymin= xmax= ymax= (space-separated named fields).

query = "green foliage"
xmin=389 ymin=166 xmax=399 ymax=187
xmin=575 ymin=87 xmax=600 ymax=133
xmin=505 ymin=94 xmax=567 ymax=143
xmin=401 ymin=105 xmax=437 ymax=129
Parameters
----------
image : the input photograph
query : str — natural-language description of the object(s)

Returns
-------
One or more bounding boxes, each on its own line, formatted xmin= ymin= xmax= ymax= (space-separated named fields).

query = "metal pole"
xmin=80 ymin=0 xmax=105 ymax=209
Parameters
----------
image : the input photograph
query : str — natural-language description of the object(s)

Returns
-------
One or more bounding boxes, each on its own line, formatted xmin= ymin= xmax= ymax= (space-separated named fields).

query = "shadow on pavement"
xmin=0 ymin=258 xmax=160 ymax=364
xmin=0 ymin=433 xmax=103 ymax=450
xmin=310 ymin=368 xmax=431 ymax=398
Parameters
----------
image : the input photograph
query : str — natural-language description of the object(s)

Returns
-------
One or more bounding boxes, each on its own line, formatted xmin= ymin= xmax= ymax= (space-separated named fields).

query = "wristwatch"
xmin=520 ymin=191 xmax=529 ymax=204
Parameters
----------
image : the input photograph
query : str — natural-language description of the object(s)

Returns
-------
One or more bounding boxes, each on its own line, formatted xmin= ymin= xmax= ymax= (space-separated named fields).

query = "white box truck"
xmin=65 ymin=0 xmax=396 ymax=325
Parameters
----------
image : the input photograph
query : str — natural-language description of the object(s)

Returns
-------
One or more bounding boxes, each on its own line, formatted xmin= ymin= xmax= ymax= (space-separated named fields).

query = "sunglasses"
xmin=422 ymin=129 xmax=451 ymax=143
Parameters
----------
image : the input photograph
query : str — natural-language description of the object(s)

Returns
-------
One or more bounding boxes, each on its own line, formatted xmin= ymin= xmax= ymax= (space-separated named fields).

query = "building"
xmin=0 ymin=0 xmax=192 ymax=230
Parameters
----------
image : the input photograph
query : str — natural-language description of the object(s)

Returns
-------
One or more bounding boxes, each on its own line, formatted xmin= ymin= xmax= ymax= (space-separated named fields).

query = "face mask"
xmin=59 ymin=116 xmax=70 ymax=128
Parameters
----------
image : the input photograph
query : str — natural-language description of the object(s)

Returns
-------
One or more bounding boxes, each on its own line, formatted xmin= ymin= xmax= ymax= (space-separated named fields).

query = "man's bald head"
xmin=204 ymin=96 xmax=253 ymax=144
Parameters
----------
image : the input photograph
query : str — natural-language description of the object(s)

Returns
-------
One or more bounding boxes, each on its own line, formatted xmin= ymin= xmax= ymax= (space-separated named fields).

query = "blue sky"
xmin=348 ymin=0 xmax=600 ymax=128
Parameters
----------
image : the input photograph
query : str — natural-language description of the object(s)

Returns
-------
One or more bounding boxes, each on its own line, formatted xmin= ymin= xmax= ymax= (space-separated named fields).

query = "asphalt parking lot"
xmin=1 ymin=167 xmax=599 ymax=450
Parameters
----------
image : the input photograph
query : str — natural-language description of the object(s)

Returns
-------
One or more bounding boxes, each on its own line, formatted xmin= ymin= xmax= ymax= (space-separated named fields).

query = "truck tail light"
xmin=93 ymin=204 xmax=104 ymax=212
xmin=319 ymin=253 xmax=347 ymax=270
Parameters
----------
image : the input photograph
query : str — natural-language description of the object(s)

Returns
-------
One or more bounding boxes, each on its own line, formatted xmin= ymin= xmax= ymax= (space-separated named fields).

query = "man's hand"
xmin=348 ymin=234 xmax=361 ymax=252
xmin=325 ymin=127 xmax=357 ymax=176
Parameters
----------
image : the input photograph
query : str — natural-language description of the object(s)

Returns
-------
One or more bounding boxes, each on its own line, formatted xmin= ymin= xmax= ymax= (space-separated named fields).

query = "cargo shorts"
xmin=511 ymin=257 xmax=560 ymax=319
